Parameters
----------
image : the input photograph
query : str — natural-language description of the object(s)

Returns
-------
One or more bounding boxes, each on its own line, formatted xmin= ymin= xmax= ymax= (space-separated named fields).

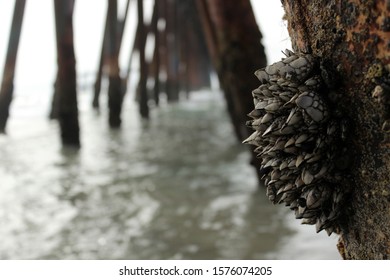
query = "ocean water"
xmin=0 ymin=89 xmax=340 ymax=259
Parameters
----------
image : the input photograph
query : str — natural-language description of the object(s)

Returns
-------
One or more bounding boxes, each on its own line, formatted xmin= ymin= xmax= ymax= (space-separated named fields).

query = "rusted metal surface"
xmin=53 ymin=0 xmax=80 ymax=147
xmin=282 ymin=0 xmax=390 ymax=259
xmin=0 ymin=0 xmax=26 ymax=133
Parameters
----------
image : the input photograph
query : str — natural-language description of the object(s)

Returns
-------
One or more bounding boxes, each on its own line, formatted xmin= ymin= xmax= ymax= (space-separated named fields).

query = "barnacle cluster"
xmin=244 ymin=50 xmax=346 ymax=235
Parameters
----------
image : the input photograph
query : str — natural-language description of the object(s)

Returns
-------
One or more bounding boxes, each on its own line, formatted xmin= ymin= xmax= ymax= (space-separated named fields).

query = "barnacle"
xmin=244 ymin=50 xmax=347 ymax=235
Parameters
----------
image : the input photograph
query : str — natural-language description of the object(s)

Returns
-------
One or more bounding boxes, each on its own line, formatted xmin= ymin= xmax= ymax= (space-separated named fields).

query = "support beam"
xmin=151 ymin=0 xmax=161 ymax=106
xmin=53 ymin=0 xmax=80 ymax=147
xmin=196 ymin=0 xmax=267 ymax=182
xmin=164 ymin=0 xmax=179 ymax=101
xmin=179 ymin=0 xmax=211 ymax=93
xmin=0 ymin=0 xmax=26 ymax=133
xmin=93 ymin=0 xmax=130 ymax=109
xmin=137 ymin=0 xmax=149 ymax=118
xmin=107 ymin=0 xmax=123 ymax=128
xmin=92 ymin=7 xmax=109 ymax=109
xmin=159 ymin=0 xmax=169 ymax=96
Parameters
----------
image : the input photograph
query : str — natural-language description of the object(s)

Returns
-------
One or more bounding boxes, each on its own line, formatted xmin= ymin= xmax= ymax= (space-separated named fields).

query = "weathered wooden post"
xmin=0 ymin=0 xmax=26 ymax=133
xmin=53 ymin=0 xmax=80 ymax=147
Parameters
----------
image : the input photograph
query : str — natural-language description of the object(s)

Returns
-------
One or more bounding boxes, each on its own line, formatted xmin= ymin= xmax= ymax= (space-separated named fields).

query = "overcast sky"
xmin=0 ymin=0 xmax=291 ymax=99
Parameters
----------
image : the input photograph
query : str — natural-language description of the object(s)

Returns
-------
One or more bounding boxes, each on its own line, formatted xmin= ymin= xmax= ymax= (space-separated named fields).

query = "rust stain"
xmin=283 ymin=0 xmax=390 ymax=259
xmin=343 ymin=0 xmax=390 ymax=63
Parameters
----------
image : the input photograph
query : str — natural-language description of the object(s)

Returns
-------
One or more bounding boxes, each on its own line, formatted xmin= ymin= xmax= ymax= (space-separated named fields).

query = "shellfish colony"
xmin=244 ymin=49 xmax=347 ymax=235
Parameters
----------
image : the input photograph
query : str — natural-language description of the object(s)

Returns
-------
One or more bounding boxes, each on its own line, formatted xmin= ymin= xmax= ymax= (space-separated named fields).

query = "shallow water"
xmin=0 ymin=90 xmax=340 ymax=259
